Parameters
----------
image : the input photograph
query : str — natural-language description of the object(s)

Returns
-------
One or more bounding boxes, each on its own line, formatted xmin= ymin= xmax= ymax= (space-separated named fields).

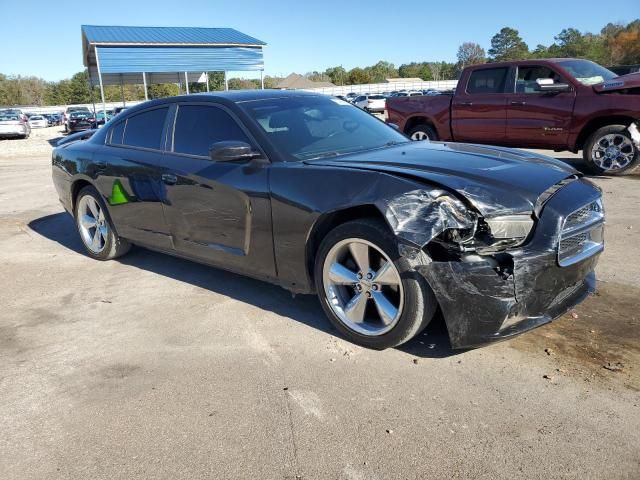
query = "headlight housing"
xmin=485 ymin=215 xmax=534 ymax=240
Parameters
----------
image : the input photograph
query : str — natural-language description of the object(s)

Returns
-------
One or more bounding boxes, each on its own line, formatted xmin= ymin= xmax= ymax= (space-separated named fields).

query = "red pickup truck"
xmin=385 ymin=59 xmax=640 ymax=175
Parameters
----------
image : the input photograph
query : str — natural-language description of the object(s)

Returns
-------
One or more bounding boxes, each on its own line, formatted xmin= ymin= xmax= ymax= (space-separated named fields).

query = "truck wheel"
xmin=408 ymin=124 xmax=438 ymax=141
xmin=314 ymin=218 xmax=437 ymax=349
xmin=583 ymin=125 xmax=639 ymax=175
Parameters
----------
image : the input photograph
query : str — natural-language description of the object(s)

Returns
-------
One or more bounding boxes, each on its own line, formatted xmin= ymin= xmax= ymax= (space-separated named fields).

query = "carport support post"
xmin=185 ymin=72 xmax=189 ymax=95
xmin=142 ymin=72 xmax=148 ymax=101
xmin=94 ymin=46 xmax=107 ymax=123
xmin=260 ymin=70 xmax=264 ymax=90
xmin=224 ymin=71 xmax=228 ymax=91
xmin=120 ymin=75 xmax=125 ymax=107
xmin=206 ymin=72 xmax=210 ymax=92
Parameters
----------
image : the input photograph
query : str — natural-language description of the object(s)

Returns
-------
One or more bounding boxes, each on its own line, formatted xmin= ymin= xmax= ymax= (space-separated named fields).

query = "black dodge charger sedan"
xmin=51 ymin=91 xmax=604 ymax=349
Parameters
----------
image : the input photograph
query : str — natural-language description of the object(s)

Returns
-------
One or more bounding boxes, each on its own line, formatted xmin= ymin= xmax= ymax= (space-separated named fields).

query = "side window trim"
xmin=465 ymin=67 xmax=510 ymax=95
xmin=168 ymin=101 xmax=268 ymax=161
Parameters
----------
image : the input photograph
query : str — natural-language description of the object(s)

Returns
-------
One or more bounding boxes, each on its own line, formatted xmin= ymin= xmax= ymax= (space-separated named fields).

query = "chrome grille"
xmin=558 ymin=198 xmax=604 ymax=267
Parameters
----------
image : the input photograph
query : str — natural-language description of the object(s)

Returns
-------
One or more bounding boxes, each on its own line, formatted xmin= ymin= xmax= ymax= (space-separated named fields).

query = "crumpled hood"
xmin=306 ymin=141 xmax=578 ymax=216
xmin=592 ymin=73 xmax=640 ymax=93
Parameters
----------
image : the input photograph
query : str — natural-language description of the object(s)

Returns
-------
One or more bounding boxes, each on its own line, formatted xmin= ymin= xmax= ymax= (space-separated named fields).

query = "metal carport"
xmin=81 ymin=25 xmax=266 ymax=113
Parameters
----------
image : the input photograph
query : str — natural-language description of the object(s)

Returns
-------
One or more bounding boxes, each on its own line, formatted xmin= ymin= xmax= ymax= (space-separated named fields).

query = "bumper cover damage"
xmin=378 ymin=177 xmax=603 ymax=349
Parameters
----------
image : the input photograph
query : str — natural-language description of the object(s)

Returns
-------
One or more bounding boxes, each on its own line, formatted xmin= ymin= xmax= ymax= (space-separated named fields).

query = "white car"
xmin=0 ymin=111 xmax=31 ymax=139
xmin=28 ymin=115 xmax=48 ymax=128
xmin=353 ymin=94 xmax=386 ymax=113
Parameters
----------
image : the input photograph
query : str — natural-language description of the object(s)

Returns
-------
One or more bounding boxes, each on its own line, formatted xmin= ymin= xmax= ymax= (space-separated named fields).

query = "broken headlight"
xmin=485 ymin=215 xmax=534 ymax=241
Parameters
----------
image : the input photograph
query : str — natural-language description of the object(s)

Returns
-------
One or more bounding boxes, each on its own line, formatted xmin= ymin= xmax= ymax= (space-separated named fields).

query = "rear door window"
xmin=172 ymin=104 xmax=251 ymax=157
xmin=121 ymin=107 xmax=169 ymax=150
xmin=467 ymin=68 xmax=509 ymax=94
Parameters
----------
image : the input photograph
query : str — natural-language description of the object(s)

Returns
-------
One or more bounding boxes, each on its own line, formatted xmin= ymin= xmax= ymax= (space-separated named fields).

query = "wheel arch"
xmin=305 ymin=204 xmax=391 ymax=286
xmin=574 ymin=116 xmax=637 ymax=151
xmin=403 ymin=115 xmax=439 ymax=137
xmin=70 ymin=178 xmax=95 ymax=213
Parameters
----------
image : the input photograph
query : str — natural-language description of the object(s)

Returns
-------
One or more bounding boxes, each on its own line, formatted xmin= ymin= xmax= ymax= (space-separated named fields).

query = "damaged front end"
xmin=379 ymin=178 xmax=604 ymax=349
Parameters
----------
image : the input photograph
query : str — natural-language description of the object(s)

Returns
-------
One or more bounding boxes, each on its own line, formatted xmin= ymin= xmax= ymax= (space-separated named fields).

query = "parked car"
xmin=95 ymin=110 xmax=113 ymax=126
xmin=64 ymin=106 xmax=92 ymax=132
xmin=67 ymin=111 xmax=95 ymax=133
xmin=607 ymin=64 xmax=640 ymax=76
xmin=28 ymin=115 xmax=48 ymax=128
xmin=385 ymin=58 xmax=640 ymax=175
xmin=0 ymin=111 xmax=30 ymax=139
xmin=52 ymin=91 xmax=604 ymax=350
xmin=353 ymin=94 xmax=386 ymax=112
xmin=0 ymin=108 xmax=27 ymax=122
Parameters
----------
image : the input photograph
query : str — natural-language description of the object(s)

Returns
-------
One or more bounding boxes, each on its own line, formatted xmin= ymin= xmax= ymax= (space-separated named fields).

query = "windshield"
xmin=556 ymin=59 xmax=618 ymax=86
xmin=241 ymin=95 xmax=409 ymax=161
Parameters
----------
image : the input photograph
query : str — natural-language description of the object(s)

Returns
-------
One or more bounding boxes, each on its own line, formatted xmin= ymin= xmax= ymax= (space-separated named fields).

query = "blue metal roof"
xmin=95 ymin=46 xmax=264 ymax=73
xmin=82 ymin=25 xmax=266 ymax=46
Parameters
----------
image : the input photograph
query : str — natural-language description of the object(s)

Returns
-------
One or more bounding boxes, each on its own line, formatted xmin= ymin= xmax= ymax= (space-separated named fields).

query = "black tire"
xmin=314 ymin=218 xmax=437 ymax=349
xmin=74 ymin=186 xmax=131 ymax=261
xmin=582 ymin=124 xmax=639 ymax=175
xmin=408 ymin=123 xmax=438 ymax=141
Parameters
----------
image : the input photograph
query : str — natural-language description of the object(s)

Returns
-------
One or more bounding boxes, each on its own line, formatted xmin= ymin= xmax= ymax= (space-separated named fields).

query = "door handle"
xmin=161 ymin=173 xmax=177 ymax=185
xmin=461 ymin=101 xmax=473 ymax=106
xmin=510 ymin=101 xmax=526 ymax=106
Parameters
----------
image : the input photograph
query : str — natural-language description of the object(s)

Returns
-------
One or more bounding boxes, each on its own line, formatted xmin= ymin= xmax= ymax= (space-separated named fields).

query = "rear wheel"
xmin=583 ymin=125 xmax=639 ymax=175
xmin=74 ymin=186 xmax=130 ymax=260
xmin=408 ymin=124 xmax=438 ymax=141
xmin=314 ymin=218 xmax=437 ymax=349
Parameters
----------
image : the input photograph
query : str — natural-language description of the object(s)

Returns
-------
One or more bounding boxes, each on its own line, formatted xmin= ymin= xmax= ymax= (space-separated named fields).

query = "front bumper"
xmin=417 ymin=178 xmax=603 ymax=349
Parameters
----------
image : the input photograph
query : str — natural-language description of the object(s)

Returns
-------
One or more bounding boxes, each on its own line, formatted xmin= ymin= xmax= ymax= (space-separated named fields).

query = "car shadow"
xmin=28 ymin=212 xmax=457 ymax=359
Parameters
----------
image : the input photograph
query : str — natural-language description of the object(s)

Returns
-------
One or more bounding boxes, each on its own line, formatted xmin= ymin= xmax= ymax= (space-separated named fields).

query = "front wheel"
xmin=583 ymin=125 xmax=639 ymax=175
xmin=74 ymin=186 xmax=131 ymax=260
xmin=314 ymin=218 xmax=437 ymax=349
xmin=408 ymin=124 xmax=438 ymax=141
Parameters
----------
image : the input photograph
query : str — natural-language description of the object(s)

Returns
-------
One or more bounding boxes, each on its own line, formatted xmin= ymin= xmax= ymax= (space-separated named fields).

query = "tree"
xmin=457 ymin=42 xmax=486 ymax=67
xmin=324 ymin=66 xmax=347 ymax=85
xmin=398 ymin=62 xmax=432 ymax=80
xmin=488 ymin=27 xmax=529 ymax=62
xmin=347 ymin=67 xmax=371 ymax=85
xmin=364 ymin=61 xmax=397 ymax=83
xmin=147 ymin=83 xmax=179 ymax=99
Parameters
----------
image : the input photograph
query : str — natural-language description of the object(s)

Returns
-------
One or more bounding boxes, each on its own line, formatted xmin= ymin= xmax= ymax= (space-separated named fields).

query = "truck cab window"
xmin=467 ymin=68 xmax=508 ymax=94
xmin=516 ymin=66 xmax=565 ymax=93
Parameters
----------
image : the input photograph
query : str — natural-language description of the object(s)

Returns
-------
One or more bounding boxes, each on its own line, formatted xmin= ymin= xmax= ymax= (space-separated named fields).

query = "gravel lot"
xmin=1 ymin=129 xmax=639 ymax=479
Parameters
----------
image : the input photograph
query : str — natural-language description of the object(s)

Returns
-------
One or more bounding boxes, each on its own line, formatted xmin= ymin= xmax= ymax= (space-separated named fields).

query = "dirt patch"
xmin=510 ymin=281 xmax=639 ymax=390
xmin=0 ymin=126 xmax=63 ymax=158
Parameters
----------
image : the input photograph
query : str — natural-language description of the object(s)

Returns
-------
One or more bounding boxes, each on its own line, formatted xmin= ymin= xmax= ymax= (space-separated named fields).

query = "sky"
xmin=1 ymin=0 xmax=637 ymax=81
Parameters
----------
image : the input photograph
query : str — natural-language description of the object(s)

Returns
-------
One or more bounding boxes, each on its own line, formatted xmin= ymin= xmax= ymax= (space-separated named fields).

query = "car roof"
xmin=117 ymin=90 xmax=327 ymax=116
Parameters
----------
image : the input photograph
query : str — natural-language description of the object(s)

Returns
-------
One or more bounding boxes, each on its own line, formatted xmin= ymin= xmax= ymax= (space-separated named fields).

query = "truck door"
xmin=452 ymin=66 xmax=509 ymax=143
xmin=505 ymin=64 xmax=576 ymax=148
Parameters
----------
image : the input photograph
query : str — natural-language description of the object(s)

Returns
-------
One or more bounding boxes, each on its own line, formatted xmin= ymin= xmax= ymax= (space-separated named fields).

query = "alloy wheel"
xmin=591 ymin=133 xmax=635 ymax=171
xmin=77 ymin=195 xmax=108 ymax=254
xmin=322 ymin=238 xmax=404 ymax=336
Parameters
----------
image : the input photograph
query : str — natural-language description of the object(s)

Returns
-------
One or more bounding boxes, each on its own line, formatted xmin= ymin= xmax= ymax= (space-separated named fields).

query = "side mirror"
xmin=535 ymin=78 xmax=571 ymax=92
xmin=208 ymin=141 xmax=261 ymax=162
